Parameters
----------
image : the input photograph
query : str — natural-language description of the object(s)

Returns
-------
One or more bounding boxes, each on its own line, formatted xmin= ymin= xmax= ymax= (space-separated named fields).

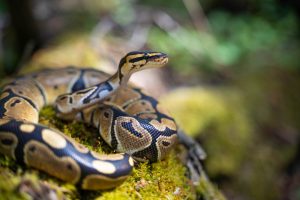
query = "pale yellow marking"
xmin=41 ymin=129 xmax=67 ymax=149
xmin=156 ymin=103 xmax=170 ymax=115
xmin=110 ymin=87 xmax=141 ymax=108
xmin=0 ymin=118 xmax=10 ymax=126
xmin=156 ymin=134 xmax=178 ymax=160
xmin=124 ymin=100 xmax=155 ymax=115
xmin=129 ymin=157 xmax=134 ymax=167
xmin=0 ymin=92 xmax=9 ymax=99
xmin=150 ymin=118 xmax=177 ymax=131
xmin=24 ymin=141 xmax=81 ymax=184
xmin=4 ymin=97 xmax=39 ymax=123
xmin=20 ymin=124 xmax=35 ymax=133
xmin=92 ymin=160 xmax=116 ymax=174
xmin=99 ymin=108 xmax=113 ymax=145
xmin=138 ymin=113 xmax=157 ymax=120
xmin=5 ymin=79 xmax=45 ymax=110
xmin=91 ymin=151 xmax=124 ymax=161
xmin=83 ymin=70 xmax=109 ymax=87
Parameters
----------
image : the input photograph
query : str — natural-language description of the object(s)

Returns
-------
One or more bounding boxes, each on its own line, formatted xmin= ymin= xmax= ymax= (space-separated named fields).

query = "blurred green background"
xmin=0 ymin=0 xmax=299 ymax=199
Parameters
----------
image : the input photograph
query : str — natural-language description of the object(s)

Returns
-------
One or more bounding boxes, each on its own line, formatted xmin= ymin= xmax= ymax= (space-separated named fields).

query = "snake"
xmin=0 ymin=51 xmax=178 ymax=190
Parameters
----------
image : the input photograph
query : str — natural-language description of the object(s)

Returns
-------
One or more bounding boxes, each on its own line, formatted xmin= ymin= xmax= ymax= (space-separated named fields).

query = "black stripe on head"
xmin=125 ymin=51 xmax=147 ymax=64
xmin=118 ymin=56 xmax=127 ymax=69
xmin=129 ymin=56 xmax=145 ymax=63
xmin=128 ymin=52 xmax=167 ymax=64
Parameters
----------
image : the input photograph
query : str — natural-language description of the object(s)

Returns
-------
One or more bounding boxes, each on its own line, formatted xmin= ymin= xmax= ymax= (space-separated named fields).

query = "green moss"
xmin=197 ymin=175 xmax=226 ymax=200
xmin=0 ymin=168 xmax=27 ymax=200
xmin=161 ymin=87 xmax=253 ymax=177
xmin=0 ymin=165 xmax=70 ymax=200
xmin=0 ymin=36 xmax=226 ymax=199
xmin=1 ymin=106 xmax=203 ymax=199
xmin=95 ymin=150 xmax=193 ymax=200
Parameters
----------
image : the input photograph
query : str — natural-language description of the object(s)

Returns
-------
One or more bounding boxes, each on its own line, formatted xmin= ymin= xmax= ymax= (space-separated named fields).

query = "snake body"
xmin=0 ymin=51 xmax=178 ymax=190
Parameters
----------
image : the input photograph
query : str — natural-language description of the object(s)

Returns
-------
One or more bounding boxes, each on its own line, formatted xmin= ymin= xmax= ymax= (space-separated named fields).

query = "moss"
xmin=0 ymin=165 xmax=70 ymax=200
xmin=160 ymin=87 xmax=253 ymax=177
xmin=0 ymin=167 xmax=27 ymax=200
xmin=197 ymin=175 xmax=226 ymax=200
xmin=160 ymin=84 xmax=298 ymax=200
xmin=0 ymin=105 xmax=199 ymax=199
xmin=95 ymin=150 xmax=193 ymax=200
xmin=40 ymin=106 xmax=195 ymax=199
xmin=0 ymin=36 xmax=226 ymax=199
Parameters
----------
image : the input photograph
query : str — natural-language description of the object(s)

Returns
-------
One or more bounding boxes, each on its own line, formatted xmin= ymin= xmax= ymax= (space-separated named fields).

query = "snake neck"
xmin=109 ymin=69 xmax=131 ymax=88
xmin=55 ymin=69 xmax=132 ymax=116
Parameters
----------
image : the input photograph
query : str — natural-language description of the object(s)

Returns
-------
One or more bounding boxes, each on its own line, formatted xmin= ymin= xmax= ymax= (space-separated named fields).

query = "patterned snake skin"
xmin=0 ymin=51 xmax=178 ymax=190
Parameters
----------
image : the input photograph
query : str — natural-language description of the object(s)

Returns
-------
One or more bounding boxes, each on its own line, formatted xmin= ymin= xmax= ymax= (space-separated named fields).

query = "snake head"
xmin=119 ymin=51 xmax=168 ymax=76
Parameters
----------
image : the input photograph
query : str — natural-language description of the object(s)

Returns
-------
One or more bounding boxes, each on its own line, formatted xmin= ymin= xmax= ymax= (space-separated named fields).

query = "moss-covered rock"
xmin=160 ymin=87 xmax=253 ymax=177
xmin=0 ymin=35 xmax=226 ymax=199
xmin=0 ymin=104 xmax=225 ymax=199
xmin=160 ymin=84 xmax=298 ymax=200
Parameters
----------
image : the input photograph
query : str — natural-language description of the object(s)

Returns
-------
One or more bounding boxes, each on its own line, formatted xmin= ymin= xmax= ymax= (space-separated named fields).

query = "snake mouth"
xmin=161 ymin=57 xmax=168 ymax=65
xmin=146 ymin=53 xmax=168 ymax=66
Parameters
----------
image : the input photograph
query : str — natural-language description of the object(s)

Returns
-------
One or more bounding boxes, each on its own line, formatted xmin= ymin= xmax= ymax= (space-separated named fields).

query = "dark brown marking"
xmin=162 ymin=141 xmax=170 ymax=146
xmin=1 ymin=139 xmax=13 ymax=145
xmin=11 ymin=99 xmax=21 ymax=107
xmin=104 ymin=111 xmax=109 ymax=118
xmin=67 ymin=163 xmax=73 ymax=170
xmin=60 ymin=96 xmax=67 ymax=101
xmin=29 ymin=146 xmax=36 ymax=152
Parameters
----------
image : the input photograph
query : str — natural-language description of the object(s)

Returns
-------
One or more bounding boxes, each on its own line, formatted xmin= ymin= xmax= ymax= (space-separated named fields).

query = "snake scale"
xmin=0 ymin=51 xmax=178 ymax=190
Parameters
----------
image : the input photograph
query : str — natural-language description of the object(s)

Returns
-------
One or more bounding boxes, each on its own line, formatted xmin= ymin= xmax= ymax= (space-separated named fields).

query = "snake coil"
xmin=0 ymin=51 xmax=177 ymax=190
